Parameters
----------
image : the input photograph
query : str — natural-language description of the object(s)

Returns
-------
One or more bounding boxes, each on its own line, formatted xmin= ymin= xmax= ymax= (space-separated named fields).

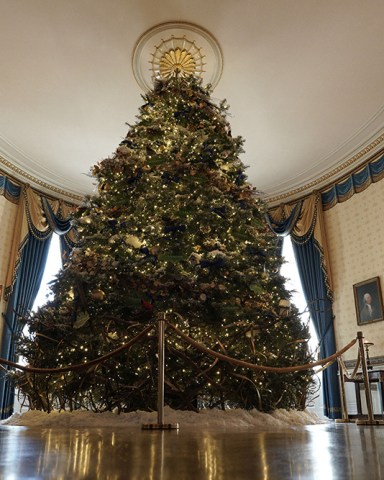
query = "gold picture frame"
xmin=353 ymin=276 xmax=384 ymax=325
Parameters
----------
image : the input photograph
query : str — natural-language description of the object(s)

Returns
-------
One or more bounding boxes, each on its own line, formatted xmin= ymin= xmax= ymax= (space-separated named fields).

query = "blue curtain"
xmin=0 ymin=234 xmax=52 ymax=419
xmin=267 ymin=195 xmax=341 ymax=419
xmin=292 ymin=237 xmax=340 ymax=418
xmin=0 ymin=187 xmax=77 ymax=419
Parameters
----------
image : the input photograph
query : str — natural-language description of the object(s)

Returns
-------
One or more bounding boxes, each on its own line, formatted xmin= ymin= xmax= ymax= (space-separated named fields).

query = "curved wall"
xmin=324 ymin=180 xmax=384 ymax=362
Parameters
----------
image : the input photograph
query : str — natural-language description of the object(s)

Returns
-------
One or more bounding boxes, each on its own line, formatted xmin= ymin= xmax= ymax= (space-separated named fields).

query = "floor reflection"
xmin=1 ymin=423 xmax=384 ymax=479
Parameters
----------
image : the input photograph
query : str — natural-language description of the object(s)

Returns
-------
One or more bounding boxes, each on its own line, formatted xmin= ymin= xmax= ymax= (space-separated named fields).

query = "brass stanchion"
xmin=142 ymin=315 xmax=179 ymax=430
xmin=356 ymin=331 xmax=384 ymax=426
xmin=335 ymin=357 xmax=353 ymax=423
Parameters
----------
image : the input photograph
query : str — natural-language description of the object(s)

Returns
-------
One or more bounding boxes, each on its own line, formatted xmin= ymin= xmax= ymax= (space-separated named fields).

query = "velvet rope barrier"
xmin=167 ymin=321 xmax=357 ymax=374
xmin=0 ymin=324 xmax=154 ymax=374
xmin=0 ymin=321 xmax=358 ymax=376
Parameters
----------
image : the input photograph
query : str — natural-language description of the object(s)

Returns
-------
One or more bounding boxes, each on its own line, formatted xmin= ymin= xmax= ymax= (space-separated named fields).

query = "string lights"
xmin=15 ymin=76 xmax=315 ymax=414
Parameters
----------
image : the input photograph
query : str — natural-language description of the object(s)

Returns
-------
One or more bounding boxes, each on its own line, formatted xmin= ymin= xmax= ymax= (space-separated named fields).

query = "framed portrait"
xmin=353 ymin=276 xmax=384 ymax=325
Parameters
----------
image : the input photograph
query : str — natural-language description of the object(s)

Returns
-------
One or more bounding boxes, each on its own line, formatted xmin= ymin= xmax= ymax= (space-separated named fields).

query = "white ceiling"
xmin=1 ymin=0 xmax=384 ymax=204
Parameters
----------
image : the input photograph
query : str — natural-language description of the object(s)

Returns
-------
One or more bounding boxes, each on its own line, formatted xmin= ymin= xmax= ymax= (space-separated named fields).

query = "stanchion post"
xmin=142 ymin=315 xmax=179 ymax=430
xmin=157 ymin=314 xmax=165 ymax=425
xmin=355 ymin=331 xmax=384 ymax=425
xmin=336 ymin=357 xmax=352 ymax=423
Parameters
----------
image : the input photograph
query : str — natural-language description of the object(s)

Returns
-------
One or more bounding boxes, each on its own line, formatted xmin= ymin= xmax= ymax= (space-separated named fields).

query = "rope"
xmin=0 ymin=324 xmax=154 ymax=374
xmin=0 ymin=318 xmax=359 ymax=377
xmin=338 ymin=356 xmax=350 ymax=378
xmin=351 ymin=353 xmax=361 ymax=379
xmin=313 ymin=360 xmax=335 ymax=375
xmin=338 ymin=352 xmax=361 ymax=381
xmin=167 ymin=321 xmax=358 ymax=373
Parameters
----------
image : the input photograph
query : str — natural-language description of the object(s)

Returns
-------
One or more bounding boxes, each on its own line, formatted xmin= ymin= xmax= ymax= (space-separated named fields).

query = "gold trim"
xmin=266 ymin=134 xmax=384 ymax=205
xmin=0 ymin=156 xmax=84 ymax=202
xmin=151 ymin=37 xmax=205 ymax=80
xmin=160 ymin=48 xmax=197 ymax=78
xmin=132 ymin=22 xmax=223 ymax=91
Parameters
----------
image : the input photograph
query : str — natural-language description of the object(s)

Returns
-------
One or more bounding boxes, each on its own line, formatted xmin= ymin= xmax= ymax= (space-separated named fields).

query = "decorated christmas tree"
xmin=16 ymin=76 xmax=314 ymax=413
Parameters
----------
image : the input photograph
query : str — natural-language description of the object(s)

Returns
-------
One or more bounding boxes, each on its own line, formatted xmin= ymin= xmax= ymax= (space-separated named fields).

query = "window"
xmin=14 ymin=234 xmax=62 ymax=413
xmin=281 ymin=236 xmax=318 ymax=351
xmin=32 ymin=234 xmax=62 ymax=311
xmin=281 ymin=236 xmax=324 ymax=416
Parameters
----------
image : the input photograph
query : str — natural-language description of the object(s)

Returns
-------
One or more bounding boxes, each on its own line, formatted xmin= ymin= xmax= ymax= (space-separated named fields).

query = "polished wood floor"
xmin=0 ymin=422 xmax=384 ymax=479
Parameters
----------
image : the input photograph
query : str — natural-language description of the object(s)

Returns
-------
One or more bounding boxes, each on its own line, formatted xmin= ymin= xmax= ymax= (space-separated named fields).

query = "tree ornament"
xmin=16 ymin=76 xmax=314 ymax=415
xmin=189 ymin=252 xmax=202 ymax=265
xmin=125 ymin=235 xmax=142 ymax=248
xmin=279 ymin=299 xmax=291 ymax=317
xmin=91 ymin=289 xmax=105 ymax=301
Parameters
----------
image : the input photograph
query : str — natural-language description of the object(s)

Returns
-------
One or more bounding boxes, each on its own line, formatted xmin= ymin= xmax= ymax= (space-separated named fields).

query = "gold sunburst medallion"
xmin=159 ymin=48 xmax=196 ymax=79
xmin=151 ymin=36 xmax=205 ymax=80
xmin=132 ymin=22 xmax=223 ymax=91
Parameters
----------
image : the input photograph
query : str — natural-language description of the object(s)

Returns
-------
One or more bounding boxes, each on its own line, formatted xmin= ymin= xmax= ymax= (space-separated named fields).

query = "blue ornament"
xmin=211 ymin=206 xmax=227 ymax=218
xmin=164 ymin=225 xmax=187 ymax=234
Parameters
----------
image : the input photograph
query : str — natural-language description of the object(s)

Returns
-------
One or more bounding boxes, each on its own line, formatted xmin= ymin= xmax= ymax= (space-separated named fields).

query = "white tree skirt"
xmin=1 ymin=406 xmax=328 ymax=429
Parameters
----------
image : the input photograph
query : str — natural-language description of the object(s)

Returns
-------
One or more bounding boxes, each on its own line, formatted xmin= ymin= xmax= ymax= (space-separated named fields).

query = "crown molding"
xmin=0 ymin=155 xmax=85 ymax=203
xmin=265 ymin=128 xmax=384 ymax=207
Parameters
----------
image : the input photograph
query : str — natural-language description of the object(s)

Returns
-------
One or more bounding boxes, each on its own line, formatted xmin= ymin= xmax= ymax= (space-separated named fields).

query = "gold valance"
xmin=268 ymin=192 xmax=333 ymax=297
xmin=3 ymin=185 xmax=78 ymax=298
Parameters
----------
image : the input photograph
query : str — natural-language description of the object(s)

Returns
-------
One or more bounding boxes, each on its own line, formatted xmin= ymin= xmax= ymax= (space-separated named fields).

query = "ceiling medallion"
xmin=153 ymin=39 xmax=203 ymax=80
xmin=132 ymin=22 xmax=223 ymax=91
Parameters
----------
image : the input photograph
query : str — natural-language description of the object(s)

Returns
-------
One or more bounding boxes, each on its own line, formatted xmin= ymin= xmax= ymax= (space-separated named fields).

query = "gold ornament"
xmin=189 ymin=252 xmax=202 ymax=265
xmin=279 ymin=299 xmax=291 ymax=317
xmin=125 ymin=235 xmax=142 ymax=248
xmin=150 ymin=245 xmax=160 ymax=255
xmin=91 ymin=289 xmax=105 ymax=301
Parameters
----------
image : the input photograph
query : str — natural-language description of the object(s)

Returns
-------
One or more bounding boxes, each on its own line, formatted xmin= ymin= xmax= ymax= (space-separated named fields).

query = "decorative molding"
xmin=0 ymin=156 xmax=84 ymax=203
xmin=151 ymin=37 xmax=205 ymax=80
xmin=132 ymin=22 xmax=223 ymax=91
xmin=265 ymin=133 xmax=384 ymax=206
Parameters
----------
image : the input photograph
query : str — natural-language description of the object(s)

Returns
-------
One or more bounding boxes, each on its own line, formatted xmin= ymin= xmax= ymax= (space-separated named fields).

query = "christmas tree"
xmin=16 ymin=76 xmax=314 ymax=413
